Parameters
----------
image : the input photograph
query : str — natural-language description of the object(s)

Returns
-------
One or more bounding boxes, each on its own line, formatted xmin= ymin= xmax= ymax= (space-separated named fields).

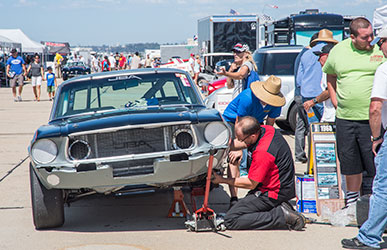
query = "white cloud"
xmin=145 ymin=0 xmax=164 ymax=3
xmin=96 ymin=0 xmax=121 ymax=3
xmin=15 ymin=0 xmax=37 ymax=7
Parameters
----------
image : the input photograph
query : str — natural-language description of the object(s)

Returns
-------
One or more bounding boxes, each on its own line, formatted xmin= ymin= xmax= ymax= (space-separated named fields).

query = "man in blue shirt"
xmin=223 ymin=75 xmax=285 ymax=208
xmin=293 ymin=33 xmax=319 ymax=163
xmin=297 ymin=29 xmax=338 ymax=123
xmin=6 ymin=48 xmax=26 ymax=102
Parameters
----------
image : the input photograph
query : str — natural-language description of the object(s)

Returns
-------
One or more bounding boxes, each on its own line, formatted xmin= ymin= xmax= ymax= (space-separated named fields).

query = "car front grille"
xmin=69 ymin=124 xmax=192 ymax=177
xmin=69 ymin=124 xmax=192 ymax=159
xmin=106 ymin=158 xmax=155 ymax=177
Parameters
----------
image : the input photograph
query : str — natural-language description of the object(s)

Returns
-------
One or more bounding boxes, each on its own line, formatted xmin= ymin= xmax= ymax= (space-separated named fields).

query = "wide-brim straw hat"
xmin=250 ymin=75 xmax=285 ymax=107
xmin=310 ymin=29 xmax=339 ymax=47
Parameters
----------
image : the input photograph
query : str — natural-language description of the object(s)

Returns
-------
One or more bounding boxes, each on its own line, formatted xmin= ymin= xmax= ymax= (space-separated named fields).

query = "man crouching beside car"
xmin=212 ymin=116 xmax=305 ymax=231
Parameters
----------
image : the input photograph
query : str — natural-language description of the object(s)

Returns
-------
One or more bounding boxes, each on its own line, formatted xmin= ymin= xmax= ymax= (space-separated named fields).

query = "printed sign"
xmin=309 ymin=123 xmax=345 ymax=215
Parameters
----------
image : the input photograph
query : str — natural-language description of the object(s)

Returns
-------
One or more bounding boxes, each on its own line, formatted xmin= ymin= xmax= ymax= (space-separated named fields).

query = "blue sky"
xmin=0 ymin=0 xmax=384 ymax=46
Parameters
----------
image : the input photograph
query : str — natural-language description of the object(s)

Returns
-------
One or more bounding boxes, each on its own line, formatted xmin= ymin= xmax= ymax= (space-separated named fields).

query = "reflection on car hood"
xmin=63 ymin=66 xmax=87 ymax=70
xmin=34 ymin=106 xmax=223 ymax=140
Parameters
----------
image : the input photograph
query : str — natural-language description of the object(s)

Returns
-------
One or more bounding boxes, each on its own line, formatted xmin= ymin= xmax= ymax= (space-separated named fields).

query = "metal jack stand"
xmin=168 ymin=187 xmax=189 ymax=218
xmin=185 ymin=150 xmax=227 ymax=233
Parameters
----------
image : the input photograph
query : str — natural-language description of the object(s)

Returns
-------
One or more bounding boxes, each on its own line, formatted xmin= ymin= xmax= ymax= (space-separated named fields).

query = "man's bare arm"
xmin=212 ymin=171 xmax=258 ymax=190
xmin=327 ymin=74 xmax=338 ymax=108
xmin=369 ymin=98 xmax=384 ymax=155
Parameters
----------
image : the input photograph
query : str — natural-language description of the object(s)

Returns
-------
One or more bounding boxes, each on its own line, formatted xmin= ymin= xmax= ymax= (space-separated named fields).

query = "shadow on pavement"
xmin=56 ymin=186 xmax=230 ymax=233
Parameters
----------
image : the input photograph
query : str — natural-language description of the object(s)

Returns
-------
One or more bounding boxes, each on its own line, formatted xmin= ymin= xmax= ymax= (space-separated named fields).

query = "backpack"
xmin=244 ymin=70 xmax=259 ymax=90
xmin=103 ymin=61 xmax=109 ymax=71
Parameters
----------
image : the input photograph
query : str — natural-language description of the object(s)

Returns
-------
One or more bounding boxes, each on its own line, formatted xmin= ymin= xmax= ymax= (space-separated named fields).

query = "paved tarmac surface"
xmin=0 ymin=81 xmax=385 ymax=250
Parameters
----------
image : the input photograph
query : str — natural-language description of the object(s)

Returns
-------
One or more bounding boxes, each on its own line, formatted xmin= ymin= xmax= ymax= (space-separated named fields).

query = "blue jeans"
xmin=239 ymin=149 xmax=248 ymax=176
xmin=302 ymin=97 xmax=324 ymax=124
xmin=357 ymin=132 xmax=387 ymax=248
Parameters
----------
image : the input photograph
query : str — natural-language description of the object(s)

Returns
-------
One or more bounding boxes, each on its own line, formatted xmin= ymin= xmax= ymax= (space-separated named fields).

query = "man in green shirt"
xmin=323 ymin=17 xmax=384 ymax=207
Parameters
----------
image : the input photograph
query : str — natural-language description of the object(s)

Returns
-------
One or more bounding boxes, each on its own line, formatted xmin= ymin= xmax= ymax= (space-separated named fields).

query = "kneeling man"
xmin=212 ymin=116 xmax=305 ymax=230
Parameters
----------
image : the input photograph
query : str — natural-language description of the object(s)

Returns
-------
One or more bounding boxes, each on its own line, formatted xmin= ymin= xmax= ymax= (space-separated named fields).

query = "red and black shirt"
xmin=247 ymin=125 xmax=295 ymax=202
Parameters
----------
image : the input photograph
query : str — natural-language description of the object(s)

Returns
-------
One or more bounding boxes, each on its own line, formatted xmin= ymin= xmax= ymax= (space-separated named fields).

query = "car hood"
xmin=34 ymin=106 xmax=223 ymax=140
xmin=64 ymin=66 xmax=87 ymax=70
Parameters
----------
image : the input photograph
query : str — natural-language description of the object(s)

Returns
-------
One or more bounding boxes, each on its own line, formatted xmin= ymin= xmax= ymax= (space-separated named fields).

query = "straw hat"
xmin=250 ymin=75 xmax=285 ymax=107
xmin=310 ymin=29 xmax=339 ymax=47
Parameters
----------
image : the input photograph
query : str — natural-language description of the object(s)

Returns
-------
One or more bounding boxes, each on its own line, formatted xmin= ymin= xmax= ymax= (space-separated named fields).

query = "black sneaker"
xmin=280 ymin=202 xmax=305 ymax=231
xmin=341 ymin=237 xmax=379 ymax=249
xmin=281 ymin=201 xmax=307 ymax=225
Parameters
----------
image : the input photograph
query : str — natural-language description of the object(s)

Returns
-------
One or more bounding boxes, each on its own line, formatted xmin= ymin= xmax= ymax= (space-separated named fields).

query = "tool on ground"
xmin=168 ymin=187 xmax=190 ymax=218
xmin=185 ymin=149 xmax=226 ymax=232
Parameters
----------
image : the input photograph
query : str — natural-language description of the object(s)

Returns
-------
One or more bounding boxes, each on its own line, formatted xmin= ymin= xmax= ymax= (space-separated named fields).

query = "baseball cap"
xmin=232 ymin=43 xmax=249 ymax=53
xmin=190 ymin=53 xmax=194 ymax=57
xmin=371 ymin=26 xmax=387 ymax=46
xmin=10 ymin=48 xmax=17 ymax=53
xmin=313 ymin=43 xmax=335 ymax=56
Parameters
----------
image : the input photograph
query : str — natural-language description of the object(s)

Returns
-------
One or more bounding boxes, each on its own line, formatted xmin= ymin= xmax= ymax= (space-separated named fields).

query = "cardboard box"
xmin=296 ymin=175 xmax=317 ymax=213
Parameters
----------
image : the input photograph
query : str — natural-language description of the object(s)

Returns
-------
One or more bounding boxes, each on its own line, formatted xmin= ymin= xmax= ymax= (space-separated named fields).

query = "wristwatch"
xmin=371 ymin=135 xmax=383 ymax=142
xmin=312 ymin=98 xmax=318 ymax=104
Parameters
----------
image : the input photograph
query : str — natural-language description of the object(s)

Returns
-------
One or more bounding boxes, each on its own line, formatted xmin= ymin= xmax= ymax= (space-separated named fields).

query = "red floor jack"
xmin=185 ymin=150 xmax=226 ymax=232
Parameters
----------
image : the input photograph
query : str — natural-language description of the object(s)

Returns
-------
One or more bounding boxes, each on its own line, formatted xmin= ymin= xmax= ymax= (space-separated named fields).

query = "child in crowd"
xmin=45 ymin=67 xmax=57 ymax=101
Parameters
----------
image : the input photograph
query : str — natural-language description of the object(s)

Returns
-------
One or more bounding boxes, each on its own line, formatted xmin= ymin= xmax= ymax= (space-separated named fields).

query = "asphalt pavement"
xmin=0 ymin=81 xmax=385 ymax=250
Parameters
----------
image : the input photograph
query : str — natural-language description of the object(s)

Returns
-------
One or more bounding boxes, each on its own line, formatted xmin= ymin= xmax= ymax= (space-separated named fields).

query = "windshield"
xmin=66 ymin=62 xmax=85 ymax=67
xmin=254 ymin=52 xmax=299 ymax=76
xmin=53 ymin=72 xmax=201 ymax=119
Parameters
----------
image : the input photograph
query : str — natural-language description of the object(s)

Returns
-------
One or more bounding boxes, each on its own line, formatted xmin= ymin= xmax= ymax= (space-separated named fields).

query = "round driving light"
xmin=47 ymin=174 xmax=60 ymax=186
xmin=69 ymin=140 xmax=91 ymax=160
xmin=31 ymin=139 xmax=58 ymax=164
xmin=204 ymin=122 xmax=230 ymax=147
xmin=173 ymin=129 xmax=194 ymax=149
xmin=206 ymin=157 xmax=218 ymax=168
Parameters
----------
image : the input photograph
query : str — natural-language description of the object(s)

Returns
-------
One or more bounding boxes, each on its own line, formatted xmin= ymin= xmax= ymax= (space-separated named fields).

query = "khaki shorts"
xmin=10 ymin=74 xmax=24 ymax=87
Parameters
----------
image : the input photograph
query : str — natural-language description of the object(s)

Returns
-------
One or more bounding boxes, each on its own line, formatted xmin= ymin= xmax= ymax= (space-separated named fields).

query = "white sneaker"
xmin=17 ymin=96 xmax=22 ymax=102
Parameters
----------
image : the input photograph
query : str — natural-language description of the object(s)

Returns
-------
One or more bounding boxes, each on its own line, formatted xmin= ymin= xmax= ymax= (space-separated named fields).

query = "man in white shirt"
xmin=108 ymin=53 xmax=116 ymax=71
xmin=341 ymin=25 xmax=387 ymax=250
xmin=130 ymin=52 xmax=141 ymax=69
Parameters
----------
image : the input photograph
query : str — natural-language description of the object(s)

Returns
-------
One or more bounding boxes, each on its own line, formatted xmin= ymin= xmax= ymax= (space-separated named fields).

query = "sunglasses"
xmin=238 ymin=133 xmax=252 ymax=143
xmin=377 ymin=39 xmax=386 ymax=48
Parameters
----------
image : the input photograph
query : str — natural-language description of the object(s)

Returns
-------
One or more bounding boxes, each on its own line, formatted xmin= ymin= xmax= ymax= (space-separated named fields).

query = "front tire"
xmin=287 ymin=103 xmax=298 ymax=132
xmin=30 ymin=163 xmax=64 ymax=229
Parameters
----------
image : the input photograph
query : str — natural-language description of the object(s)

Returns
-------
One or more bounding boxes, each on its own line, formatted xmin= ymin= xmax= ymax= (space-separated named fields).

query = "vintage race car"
xmin=28 ymin=68 xmax=231 ymax=229
xmin=62 ymin=61 xmax=91 ymax=80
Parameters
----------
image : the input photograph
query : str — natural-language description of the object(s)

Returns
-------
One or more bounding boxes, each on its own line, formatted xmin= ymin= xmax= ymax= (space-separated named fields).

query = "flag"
xmin=230 ymin=9 xmax=240 ymax=15
xmin=268 ymin=4 xmax=278 ymax=9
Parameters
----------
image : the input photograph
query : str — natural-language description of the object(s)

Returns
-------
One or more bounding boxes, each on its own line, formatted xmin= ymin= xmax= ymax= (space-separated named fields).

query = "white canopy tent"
xmin=0 ymin=35 xmax=22 ymax=54
xmin=0 ymin=29 xmax=45 ymax=54
xmin=373 ymin=4 xmax=387 ymax=32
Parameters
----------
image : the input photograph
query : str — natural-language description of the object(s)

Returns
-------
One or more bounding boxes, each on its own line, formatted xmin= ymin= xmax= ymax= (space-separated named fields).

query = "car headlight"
xmin=31 ymin=139 xmax=58 ymax=164
xmin=173 ymin=129 xmax=194 ymax=149
xmin=204 ymin=122 xmax=230 ymax=147
xmin=68 ymin=140 xmax=91 ymax=160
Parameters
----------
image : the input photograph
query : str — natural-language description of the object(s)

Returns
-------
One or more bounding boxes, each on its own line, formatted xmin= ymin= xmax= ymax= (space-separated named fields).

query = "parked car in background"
xmin=254 ymin=45 xmax=303 ymax=131
xmin=197 ymin=53 xmax=233 ymax=87
xmin=62 ymin=61 xmax=90 ymax=80
xmin=205 ymin=45 xmax=303 ymax=131
xmin=207 ymin=77 xmax=227 ymax=95
xmin=28 ymin=68 xmax=231 ymax=229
